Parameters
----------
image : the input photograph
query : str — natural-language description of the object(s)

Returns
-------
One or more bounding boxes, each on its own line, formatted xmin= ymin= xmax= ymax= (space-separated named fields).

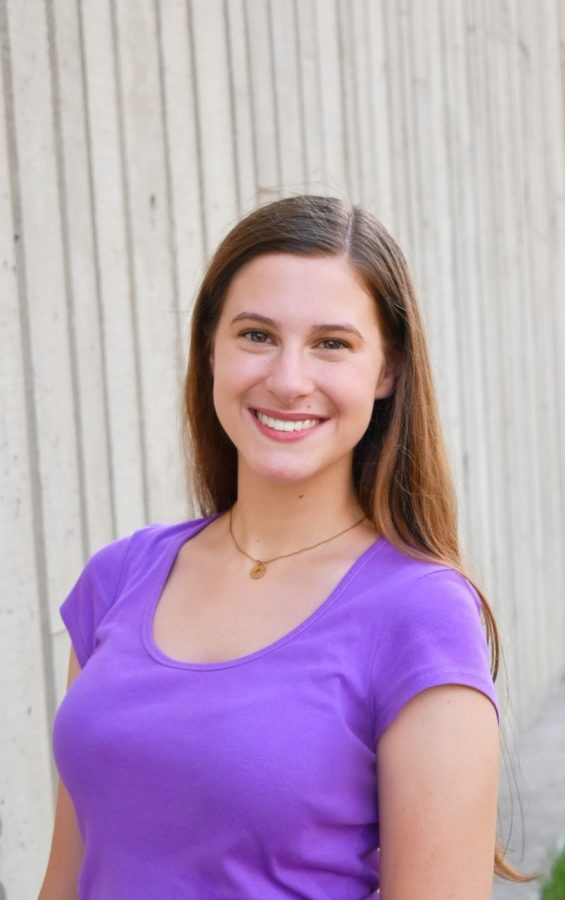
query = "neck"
xmin=228 ymin=464 xmax=367 ymax=559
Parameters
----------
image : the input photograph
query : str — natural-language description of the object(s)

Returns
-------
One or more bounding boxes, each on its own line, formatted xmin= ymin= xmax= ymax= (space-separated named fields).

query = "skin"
xmin=209 ymin=251 xmax=397 ymax=553
xmin=38 ymin=646 xmax=83 ymax=899
xmin=40 ymin=252 xmax=499 ymax=898
xmin=377 ymin=685 xmax=499 ymax=899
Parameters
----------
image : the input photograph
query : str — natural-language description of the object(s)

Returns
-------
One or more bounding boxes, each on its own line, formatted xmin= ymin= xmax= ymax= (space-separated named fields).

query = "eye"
xmin=237 ymin=330 xmax=350 ymax=350
xmin=317 ymin=338 xmax=350 ymax=350
xmin=239 ymin=329 xmax=272 ymax=344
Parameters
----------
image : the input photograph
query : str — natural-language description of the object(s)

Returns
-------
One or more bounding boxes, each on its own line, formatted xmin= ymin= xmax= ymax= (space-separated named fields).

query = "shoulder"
xmin=378 ymin=545 xmax=486 ymax=651
xmin=59 ymin=514 xmax=222 ymax=668
xmin=126 ymin=512 xmax=218 ymax=552
xmin=83 ymin=512 xmax=222 ymax=584
xmin=369 ymin=545 xmax=498 ymax=745
xmin=369 ymin=537 xmax=481 ymax=619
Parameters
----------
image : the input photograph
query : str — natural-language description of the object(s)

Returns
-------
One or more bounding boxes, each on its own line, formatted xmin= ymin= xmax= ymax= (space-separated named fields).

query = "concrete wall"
xmin=1 ymin=1 xmax=564 ymax=895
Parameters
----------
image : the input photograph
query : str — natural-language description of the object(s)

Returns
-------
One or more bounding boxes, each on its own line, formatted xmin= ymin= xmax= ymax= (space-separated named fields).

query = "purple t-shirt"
xmin=53 ymin=512 xmax=499 ymax=899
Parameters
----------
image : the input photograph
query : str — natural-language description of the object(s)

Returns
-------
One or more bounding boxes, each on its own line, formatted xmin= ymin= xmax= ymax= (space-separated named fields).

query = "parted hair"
xmin=183 ymin=194 xmax=534 ymax=883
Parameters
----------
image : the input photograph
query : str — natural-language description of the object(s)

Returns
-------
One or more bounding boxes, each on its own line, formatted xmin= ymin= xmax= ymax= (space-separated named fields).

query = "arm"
xmin=38 ymin=646 xmax=84 ymax=900
xmin=376 ymin=684 xmax=499 ymax=900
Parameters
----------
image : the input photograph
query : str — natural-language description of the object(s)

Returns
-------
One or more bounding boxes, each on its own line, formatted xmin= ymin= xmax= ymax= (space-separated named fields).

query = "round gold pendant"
xmin=250 ymin=561 xmax=266 ymax=579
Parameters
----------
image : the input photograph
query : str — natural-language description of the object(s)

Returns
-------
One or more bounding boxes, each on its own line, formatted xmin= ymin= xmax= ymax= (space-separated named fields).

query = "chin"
xmin=259 ymin=468 xmax=313 ymax=485
xmin=249 ymin=460 xmax=319 ymax=485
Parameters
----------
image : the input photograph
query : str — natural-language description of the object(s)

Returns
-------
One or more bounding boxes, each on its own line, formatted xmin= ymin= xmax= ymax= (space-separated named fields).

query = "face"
xmin=209 ymin=253 xmax=397 ymax=489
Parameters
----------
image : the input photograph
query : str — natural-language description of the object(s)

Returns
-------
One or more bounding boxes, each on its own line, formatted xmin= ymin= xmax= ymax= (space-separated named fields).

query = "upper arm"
xmin=376 ymin=684 xmax=499 ymax=900
xmin=38 ymin=646 xmax=84 ymax=900
xmin=65 ymin=643 xmax=83 ymax=691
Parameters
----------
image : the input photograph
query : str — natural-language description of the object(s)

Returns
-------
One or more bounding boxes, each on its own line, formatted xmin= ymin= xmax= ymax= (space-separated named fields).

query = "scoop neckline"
xmin=142 ymin=511 xmax=386 ymax=671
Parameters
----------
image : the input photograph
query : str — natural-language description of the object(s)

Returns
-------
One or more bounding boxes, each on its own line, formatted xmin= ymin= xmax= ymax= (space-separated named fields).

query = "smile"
xmin=250 ymin=408 xmax=327 ymax=441
xmin=256 ymin=411 xmax=321 ymax=432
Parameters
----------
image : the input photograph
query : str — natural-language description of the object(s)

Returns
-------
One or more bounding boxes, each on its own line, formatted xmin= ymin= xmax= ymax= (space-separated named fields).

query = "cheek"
xmin=236 ymin=354 xmax=270 ymax=379
xmin=329 ymin=368 xmax=377 ymax=410
xmin=212 ymin=353 xmax=267 ymax=404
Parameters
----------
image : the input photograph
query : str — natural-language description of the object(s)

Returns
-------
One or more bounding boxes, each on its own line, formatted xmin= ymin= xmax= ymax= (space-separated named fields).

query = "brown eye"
xmin=240 ymin=330 xmax=271 ymax=343
xmin=318 ymin=338 xmax=349 ymax=350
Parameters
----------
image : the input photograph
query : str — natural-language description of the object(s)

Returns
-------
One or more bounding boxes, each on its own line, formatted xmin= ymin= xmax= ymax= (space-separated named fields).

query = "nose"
xmin=263 ymin=344 xmax=316 ymax=404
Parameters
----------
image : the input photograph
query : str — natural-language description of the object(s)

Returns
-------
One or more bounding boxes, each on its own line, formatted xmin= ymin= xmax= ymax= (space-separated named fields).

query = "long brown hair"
xmin=183 ymin=194 xmax=535 ymax=883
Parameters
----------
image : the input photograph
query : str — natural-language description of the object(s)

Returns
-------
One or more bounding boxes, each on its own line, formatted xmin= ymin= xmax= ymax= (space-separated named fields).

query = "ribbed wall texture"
xmin=1 ymin=1 xmax=564 ymax=895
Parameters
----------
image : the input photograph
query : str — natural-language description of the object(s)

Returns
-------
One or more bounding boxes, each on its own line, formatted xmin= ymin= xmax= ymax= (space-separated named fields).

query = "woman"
xmin=40 ymin=195 xmax=532 ymax=898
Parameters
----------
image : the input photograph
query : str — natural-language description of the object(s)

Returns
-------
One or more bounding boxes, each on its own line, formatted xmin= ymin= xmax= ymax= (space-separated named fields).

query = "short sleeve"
xmin=59 ymin=533 xmax=133 ymax=668
xmin=370 ymin=568 xmax=499 ymax=745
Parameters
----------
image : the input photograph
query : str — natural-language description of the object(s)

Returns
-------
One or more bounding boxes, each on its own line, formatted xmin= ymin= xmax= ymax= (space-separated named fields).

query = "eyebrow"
xmin=229 ymin=311 xmax=364 ymax=340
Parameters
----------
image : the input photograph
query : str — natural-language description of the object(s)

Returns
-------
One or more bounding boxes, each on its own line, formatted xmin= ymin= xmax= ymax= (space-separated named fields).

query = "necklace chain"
xmin=228 ymin=504 xmax=367 ymax=579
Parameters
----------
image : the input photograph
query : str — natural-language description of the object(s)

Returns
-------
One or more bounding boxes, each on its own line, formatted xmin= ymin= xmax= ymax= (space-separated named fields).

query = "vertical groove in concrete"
xmin=153 ymin=0 xmax=184 ymax=380
xmin=44 ymin=0 xmax=90 ymax=560
xmin=108 ymin=0 xmax=150 ymax=523
xmin=76 ymin=0 xmax=118 ymax=542
xmin=0 ymin=0 xmax=57 ymax=792
xmin=185 ymin=0 xmax=208 ymax=256
xmin=242 ymin=0 xmax=260 ymax=206
xmin=335 ymin=0 xmax=352 ymax=197
xmin=291 ymin=0 xmax=308 ymax=186
xmin=266 ymin=0 xmax=282 ymax=190
xmin=310 ymin=0 xmax=327 ymax=183
xmin=222 ymin=0 xmax=242 ymax=217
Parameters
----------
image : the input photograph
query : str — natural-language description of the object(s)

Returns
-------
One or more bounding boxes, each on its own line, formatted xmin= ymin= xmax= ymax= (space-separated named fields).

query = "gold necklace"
xmin=228 ymin=504 xmax=367 ymax=579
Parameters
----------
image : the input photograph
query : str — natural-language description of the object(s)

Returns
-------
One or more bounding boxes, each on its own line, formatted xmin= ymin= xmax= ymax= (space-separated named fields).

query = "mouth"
xmin=249 ymin=408 xmax=328 ymax=439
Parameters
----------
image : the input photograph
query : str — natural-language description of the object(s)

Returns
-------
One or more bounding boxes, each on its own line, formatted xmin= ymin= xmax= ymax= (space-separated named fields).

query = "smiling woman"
xmin=41 ymin=195 xmax=535 ymax=900
xmin=208 ymin=252 xmax=396 ymax=490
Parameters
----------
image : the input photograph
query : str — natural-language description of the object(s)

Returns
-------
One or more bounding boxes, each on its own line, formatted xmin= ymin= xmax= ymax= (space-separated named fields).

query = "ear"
xmin=375 ymin=359 xmax=398 ymax=400
xmin=209 ymin=350 xmax=215 ymax=377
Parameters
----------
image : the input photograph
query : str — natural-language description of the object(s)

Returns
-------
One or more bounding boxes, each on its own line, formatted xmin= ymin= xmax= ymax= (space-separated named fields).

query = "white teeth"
xmin=256 ymin=411 xmax=321 ymax=432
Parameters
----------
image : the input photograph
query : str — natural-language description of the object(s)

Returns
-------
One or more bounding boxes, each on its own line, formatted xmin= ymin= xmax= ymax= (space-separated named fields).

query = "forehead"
xmin=221 ymin=253 xmax=378 ymax=325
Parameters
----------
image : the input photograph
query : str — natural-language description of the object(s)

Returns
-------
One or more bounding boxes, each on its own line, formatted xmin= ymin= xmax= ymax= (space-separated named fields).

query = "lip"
xmin=251 ymin=406 xmax=328 ymax=422
xmin=249 ymin=408 xmax=328 ymax=442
